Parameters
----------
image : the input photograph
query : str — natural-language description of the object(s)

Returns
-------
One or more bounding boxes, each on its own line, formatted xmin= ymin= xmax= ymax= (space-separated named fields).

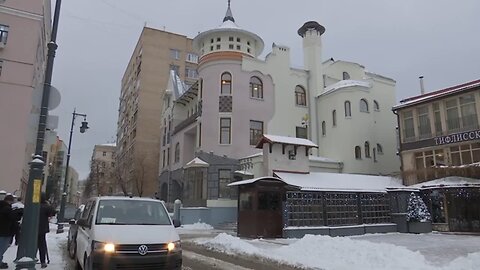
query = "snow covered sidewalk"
xmin=180 ymin=223 xmax=480 ymax=270
xmin=2 ymin=226 xmax=70 ymax=269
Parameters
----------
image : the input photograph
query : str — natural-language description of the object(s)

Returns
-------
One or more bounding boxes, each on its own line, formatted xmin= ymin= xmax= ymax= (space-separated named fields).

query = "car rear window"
xmin=96 ymin=199 xmax=171 ymax=225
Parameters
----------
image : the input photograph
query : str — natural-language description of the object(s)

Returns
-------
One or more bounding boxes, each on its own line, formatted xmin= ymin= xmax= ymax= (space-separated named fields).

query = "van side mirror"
xmin=78 ymin=219 xmax=90 ymax=228
xmin=173 ymin=219 xmax=181 ymax=228
xmin=69 ymin=219 xmax=76 ymax=225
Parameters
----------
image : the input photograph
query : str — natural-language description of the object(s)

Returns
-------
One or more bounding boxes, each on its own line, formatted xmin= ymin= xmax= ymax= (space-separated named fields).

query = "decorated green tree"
xmin=407 ymin=192 xmax=431 ymax=222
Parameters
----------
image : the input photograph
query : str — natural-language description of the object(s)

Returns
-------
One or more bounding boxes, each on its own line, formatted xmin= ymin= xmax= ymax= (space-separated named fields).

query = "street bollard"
xmin=173 ymin=199 xmax=181 ymax=222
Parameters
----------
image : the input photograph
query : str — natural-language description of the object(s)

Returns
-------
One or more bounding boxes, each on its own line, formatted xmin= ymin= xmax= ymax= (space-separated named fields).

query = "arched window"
xmin=355 ymin=146 xmax=361 ymax=159
xmin=343 ymin=72 xmax=350 ymax=80
xmin=322 ymin=121 xmax=326 ymax=136
xmin=373 ymin=147 xmax=377 ymax=162
xmin=344 ymin=101 xmax=351 ymax=117
xmin=377 ymin=143 xmax=383 ymax=154
xmin=332 ymin=110 xmax=337 ymax=126
xmin=374 ymin=100 xmax=380 ymax=111
xmin=360 ymin=99 xmax=369 ymax=112
xmin=221 ymin=72 xmax=232 ymax=94
xmin=250 ymin=76 xmax=263 ymax=99
xmin=174 ymin=142 xmax=180 ymax=163
xmin=365 ymin=141 xmax=370 ymax=158
xmin=295 ymin=85 xmax=306 ymax=106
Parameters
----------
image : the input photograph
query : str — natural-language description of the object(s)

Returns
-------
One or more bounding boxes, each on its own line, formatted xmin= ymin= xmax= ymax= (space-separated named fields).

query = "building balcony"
xmin=172 ymin=111 xmax=200 ymax=135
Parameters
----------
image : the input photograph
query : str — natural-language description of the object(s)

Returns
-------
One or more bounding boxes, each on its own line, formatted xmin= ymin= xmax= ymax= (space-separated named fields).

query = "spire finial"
xmin=223 ymin=0 xmax=235 ymax=22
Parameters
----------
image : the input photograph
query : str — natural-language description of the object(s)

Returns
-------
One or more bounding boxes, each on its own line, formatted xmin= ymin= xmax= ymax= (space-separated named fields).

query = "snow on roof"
xmin=255 ymin=134 xmax=318 ymax=149
xmin=321 ymin=80 xmax=371 ymax=97
xmin=229 ymin=172 xmax=404 ymax=192
xmin=241 ymin=152 xmax=263 ymax=159
xmin=309 ymin=155 xmax=341 ymax=163
xmin=409 ymin=176 xmax=480 ymax=189
xmin=184 ymin=157 xmax=209 ymax=168
xmin=218 ymin=20 xmax=240 ymax=29
xmin=393 ymin=79 xmax=480 ymax=110
xmin=99 ymin=143 xmax=116 ymax=147
xmin=276 ymin=172 xmax=404 ymax=192
xmin=234 ymin=170 xmax=254 ymax=176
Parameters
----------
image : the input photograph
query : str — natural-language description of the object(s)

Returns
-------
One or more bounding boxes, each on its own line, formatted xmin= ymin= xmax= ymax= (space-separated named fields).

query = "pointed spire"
xmin=223 ymin=0 xmax=235 ymax=23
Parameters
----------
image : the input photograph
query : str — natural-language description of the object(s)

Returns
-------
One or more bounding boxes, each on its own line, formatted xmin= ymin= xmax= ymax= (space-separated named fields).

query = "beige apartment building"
xmin=0 ymin=1 xmax=51 ymax=193
xmin=89 ymin=144 xmax=116 ymax=196
xmin=116 ymin=27 xmax=197 ymax=197
xmin=393 ymin=79 xmax=480 ymax=185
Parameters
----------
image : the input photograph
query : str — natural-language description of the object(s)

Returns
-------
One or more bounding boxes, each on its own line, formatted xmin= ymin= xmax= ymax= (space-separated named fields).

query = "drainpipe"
xmin=393 ymin=110 xmax=404 ymax=183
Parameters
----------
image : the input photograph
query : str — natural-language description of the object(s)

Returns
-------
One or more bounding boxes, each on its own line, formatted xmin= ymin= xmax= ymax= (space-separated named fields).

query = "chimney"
xmin=419 ymin=76 xmax=425 ymax=95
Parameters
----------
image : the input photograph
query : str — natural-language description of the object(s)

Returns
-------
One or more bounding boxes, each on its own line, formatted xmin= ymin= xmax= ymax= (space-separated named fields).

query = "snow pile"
xmin=197 ymin=233 xmax=480 ymax=270
xmin=181 ymin=222 xmax=214 ymax=230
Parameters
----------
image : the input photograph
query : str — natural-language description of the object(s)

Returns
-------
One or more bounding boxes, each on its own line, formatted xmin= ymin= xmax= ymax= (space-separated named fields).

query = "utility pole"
xmin=15 ymin=1 xmax=62 ymax=269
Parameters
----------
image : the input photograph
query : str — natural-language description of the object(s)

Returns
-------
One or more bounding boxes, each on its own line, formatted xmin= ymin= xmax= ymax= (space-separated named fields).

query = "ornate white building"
xmin=158 ymin=2 xmax=399 ymax=214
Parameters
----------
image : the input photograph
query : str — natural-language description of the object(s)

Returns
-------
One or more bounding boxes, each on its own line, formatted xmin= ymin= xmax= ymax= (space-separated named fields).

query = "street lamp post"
xmin=56 ymin=109 xmax=88 ymax=233
xmin=15 ymin=0 xmax=62 ymax=269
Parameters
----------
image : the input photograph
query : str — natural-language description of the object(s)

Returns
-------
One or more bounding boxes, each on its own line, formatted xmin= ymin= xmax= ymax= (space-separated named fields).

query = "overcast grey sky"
xmin=50 ymin=0 xmax=480 ymax=179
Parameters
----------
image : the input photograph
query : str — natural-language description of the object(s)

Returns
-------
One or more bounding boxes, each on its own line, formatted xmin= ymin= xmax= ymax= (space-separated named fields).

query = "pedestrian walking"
xmin=11 ymin=197 xmax=24 ymax=246
xmin=0 ymin=195 xmax=16 ymax=269
xmin=38 ymin=194 xmax=56 ymax=268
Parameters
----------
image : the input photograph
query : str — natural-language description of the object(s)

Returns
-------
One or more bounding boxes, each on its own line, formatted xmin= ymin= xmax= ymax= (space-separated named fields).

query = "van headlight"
xmin=93 ymin=241 xmax=115 ymax=253
xmin=167 ymin=241 xmax=181 ymax=252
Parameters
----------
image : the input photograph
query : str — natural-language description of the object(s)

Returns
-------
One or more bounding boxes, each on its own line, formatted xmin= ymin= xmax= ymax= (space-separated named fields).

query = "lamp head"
xmin=80 ymin=121 xmax=89 ymax=133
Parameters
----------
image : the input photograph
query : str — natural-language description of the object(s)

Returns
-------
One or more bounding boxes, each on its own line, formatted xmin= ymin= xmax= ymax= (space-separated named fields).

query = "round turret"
xmin=193 ymin=1 xmax=264 ymax=60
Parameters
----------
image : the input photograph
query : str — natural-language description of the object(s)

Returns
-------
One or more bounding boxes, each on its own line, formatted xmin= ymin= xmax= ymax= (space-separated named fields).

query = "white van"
xmin=75 ymin=196 xmax=182 ymax=270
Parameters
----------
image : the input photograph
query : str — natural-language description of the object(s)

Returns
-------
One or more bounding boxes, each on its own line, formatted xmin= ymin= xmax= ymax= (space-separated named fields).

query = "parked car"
xmin=67 ymin=204 xmax=85 ymax=259
xmin=75 ymin=196 xmax=182 ymax=270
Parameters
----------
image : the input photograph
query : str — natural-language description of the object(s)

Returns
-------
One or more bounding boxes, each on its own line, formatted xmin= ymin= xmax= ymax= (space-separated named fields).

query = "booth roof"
xmin=229 ymin=172 xmax=404 ymax=193
xmin=408 ymin=176 xmax=480 ymax=189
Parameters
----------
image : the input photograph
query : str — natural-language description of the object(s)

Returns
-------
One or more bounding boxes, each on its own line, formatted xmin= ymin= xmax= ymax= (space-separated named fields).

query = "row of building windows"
xmin=220 ymin=72 xmax=307 ymax=105
xmin=402 ymin=93 xmax=478 ymax=141
xmin=170 ymin=49 xmax=199 ymax=63
xmin=354 ymin=142 xmax=383 ymax=161
xmin=321 ymin=100 xmax=381 ymax=136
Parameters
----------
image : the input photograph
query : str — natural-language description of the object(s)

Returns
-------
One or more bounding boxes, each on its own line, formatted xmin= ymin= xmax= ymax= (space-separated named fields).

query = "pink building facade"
xmin=0 ymin=1 xmax=51 ymax=194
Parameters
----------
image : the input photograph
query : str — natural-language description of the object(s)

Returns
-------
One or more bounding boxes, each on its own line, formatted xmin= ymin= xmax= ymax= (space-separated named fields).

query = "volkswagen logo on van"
xmin=138 ymin=245 xmax=148 ymax=256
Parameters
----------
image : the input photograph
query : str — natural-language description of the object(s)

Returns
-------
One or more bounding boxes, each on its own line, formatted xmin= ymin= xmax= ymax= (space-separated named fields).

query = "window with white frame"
xmin=295 ymin=85 xmax=306 ymax=106
xmin=322 ymin=121 xmax=326 ymax=136
xmin=376 ymin=143 xmax=383 ymax=154
xmin=249 ymin=120 xmax=263 ymax=145
xmin=186 ymin=53 xmax=198 ymax=63
xmin=220 ymin=117 xmax=231 ymax=144
xmin=344 ymin=101 xmax=351 ymax=117
xmin=360 ymin=99 xmax=369 ymax=112
xmin=0 ymin=25 xmax=8 ymax=45
xmin=450 ymin=143 xmax=480 ymax=166
xmin=221 ymin=72 xmax=232 ymax=95
xmin=445 ymin=94 xmax=478 ymax=132
xmin=402 ymin=110 xmax=415 ymax=141
xmin=364 ymin=141 xmax=370 ymax=158
xmin=250 ymin=76 xmax=263 ymax=99
xmin=185 ymin=67 xmax=198 ymax=79
xmin=433 ymin=102 xmax=442 ymax=135
xmin=355 ymin=146 xmax=361 ymax=159
xmin=170 ymin=49 xmax=180 ymax=60
xmin=218 ymin=169 xmax=232 ymax=198
xmin=417 ymin=106 xmax=432 ymax=139
xmin=296 ymin=126 xmax=307 ymax=139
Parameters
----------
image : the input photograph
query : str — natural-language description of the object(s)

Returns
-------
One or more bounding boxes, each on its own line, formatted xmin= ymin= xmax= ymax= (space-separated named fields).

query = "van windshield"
xmin=96 ymin=200 xmax=171 ymax=225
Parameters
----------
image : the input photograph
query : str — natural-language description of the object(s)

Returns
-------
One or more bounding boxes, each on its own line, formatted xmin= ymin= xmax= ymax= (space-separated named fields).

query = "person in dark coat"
xmin=0 ymin=195 xmax=15 ymax=269
xmin=38 ymin=194 xmax=56 ymax=268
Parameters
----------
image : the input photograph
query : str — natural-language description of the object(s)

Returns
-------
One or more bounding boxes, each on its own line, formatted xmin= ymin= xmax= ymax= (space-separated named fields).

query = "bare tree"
xmin=114 ymin=162 xmax=131 ymax=196
xmin=133 ymin=154 xmax=147 ymax=197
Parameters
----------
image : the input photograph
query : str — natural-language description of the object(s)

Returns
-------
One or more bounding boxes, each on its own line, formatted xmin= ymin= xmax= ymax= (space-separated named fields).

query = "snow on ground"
xmin=194 ymin=233 xmax=480 ymax=270
xmin=176 ymin=222 xmax=217 ymax=236
xmin=3 ymin=224 xmax=70 ymax=269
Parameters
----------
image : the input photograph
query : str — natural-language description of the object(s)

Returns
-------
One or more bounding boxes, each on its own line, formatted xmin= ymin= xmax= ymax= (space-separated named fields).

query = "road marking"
xmin=183 ymin=250 xmax=254 ymax=270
